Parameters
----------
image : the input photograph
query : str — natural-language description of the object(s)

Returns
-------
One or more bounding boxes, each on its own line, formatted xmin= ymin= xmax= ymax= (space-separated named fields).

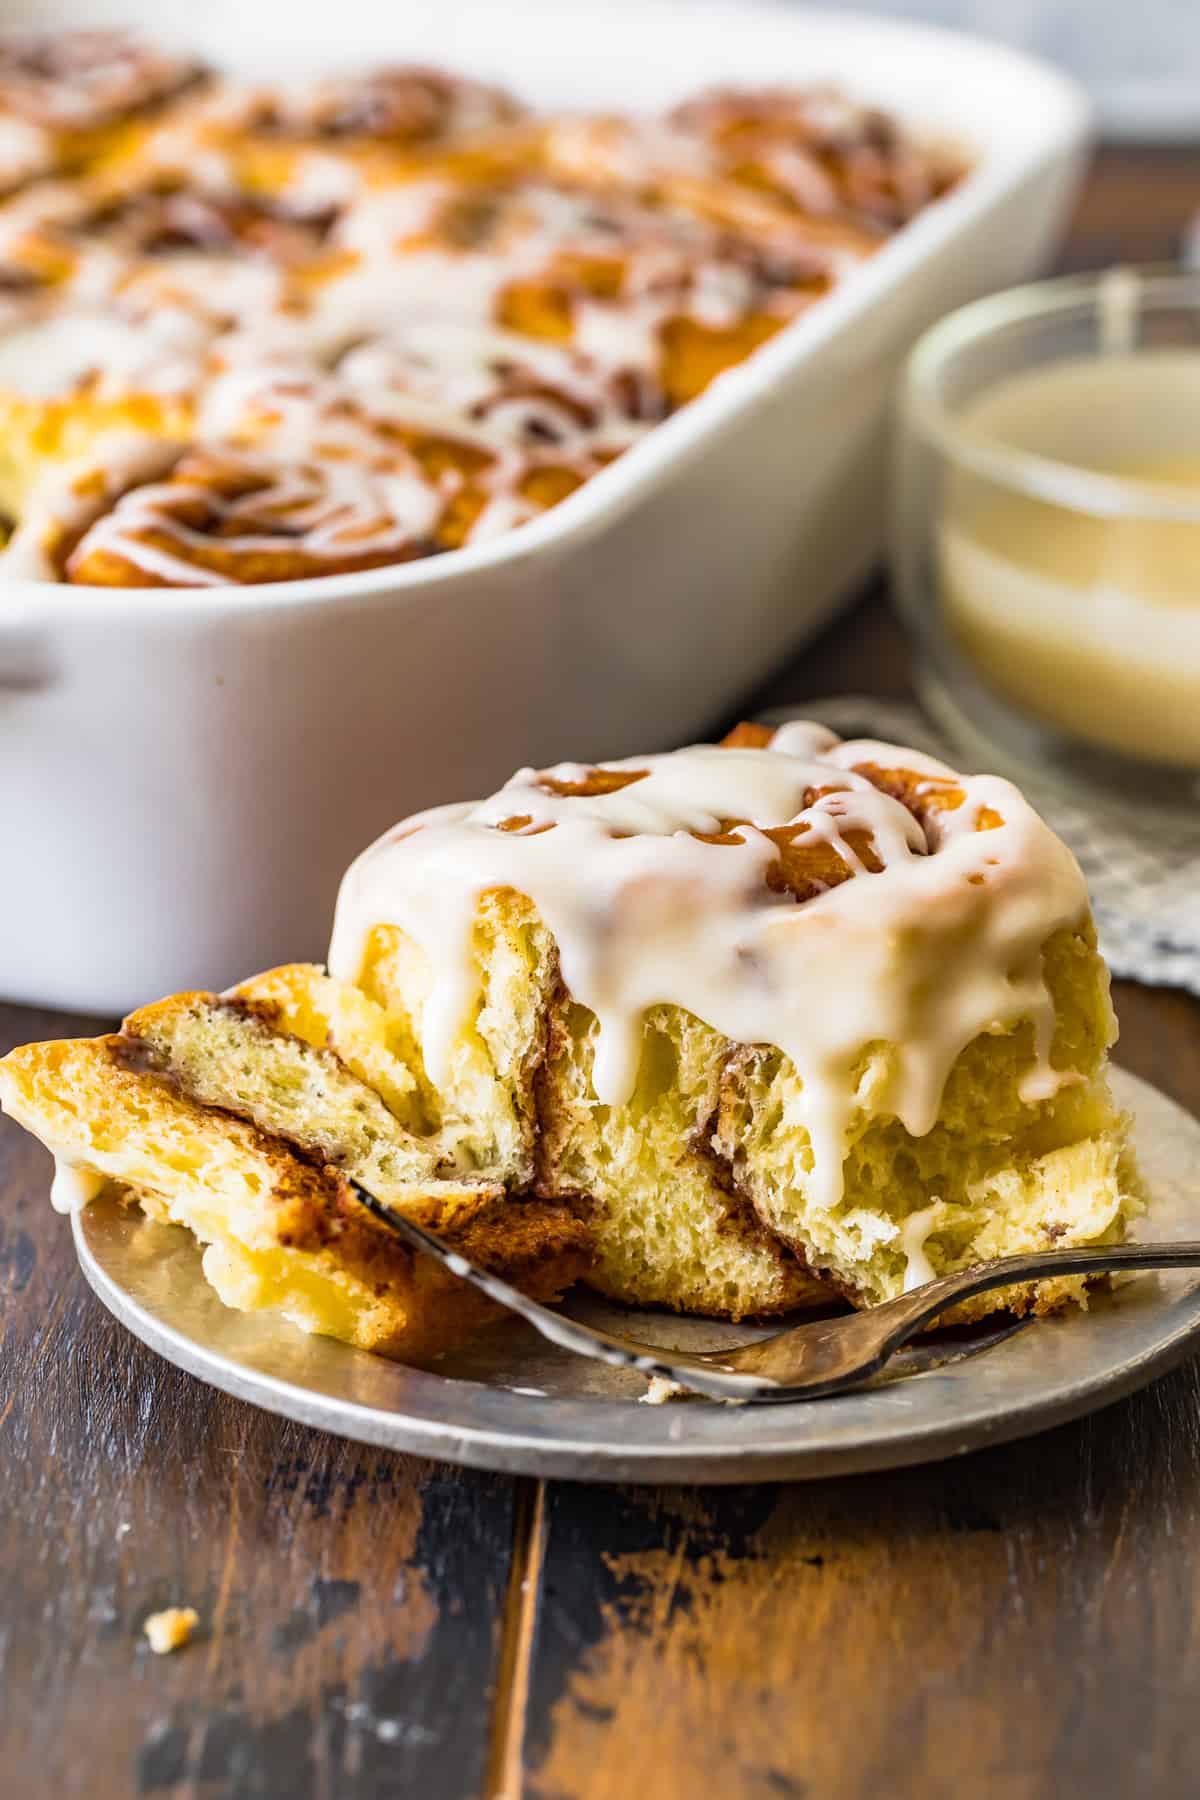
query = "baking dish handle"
xmin=0 ymin=614 xmax=55 ymax=690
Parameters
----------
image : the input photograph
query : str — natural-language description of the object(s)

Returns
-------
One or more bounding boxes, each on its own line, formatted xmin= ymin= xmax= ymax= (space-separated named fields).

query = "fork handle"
xmin=720 ymin=1241 xmax=1200 ymax=1396
xmin=862 ymin=1240 xmax=1200 ymax=1372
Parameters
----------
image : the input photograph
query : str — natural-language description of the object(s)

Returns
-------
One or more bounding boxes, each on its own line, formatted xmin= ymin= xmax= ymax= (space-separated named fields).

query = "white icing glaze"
xmin=50 ymin=1157 xmax=104 ymax=1214
xmin=337 ymin=323 xmax=650 ymax=453
xmin=0 ymin=115 xmax=51 ymax=189
xmin=898 ymin=1201 xmax=943 ymax=1292
xmin=0 ymin=61 xmax=954 ymax=584
xmin=0 ymin=309 xmax=199 ymax=396
xmin=328 ymin=725 xmax=1088 ymax=1210
xmin=64 ymin=448 xmax=445 ymax=586
xmin=0 ymin=433 xmax=182 ymax=580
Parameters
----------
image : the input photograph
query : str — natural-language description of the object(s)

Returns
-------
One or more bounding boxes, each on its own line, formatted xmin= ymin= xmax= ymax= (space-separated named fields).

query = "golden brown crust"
xmin=719 ymin=721 xmax=776 ymax=749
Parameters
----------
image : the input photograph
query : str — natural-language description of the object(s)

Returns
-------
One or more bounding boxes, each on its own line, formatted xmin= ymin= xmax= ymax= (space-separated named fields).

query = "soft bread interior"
xmin=715 ymin=923 xmax=1137 ymax=1317
xmin=355 ymin=904 xmax=829 ymax=1320
xmin=353 ymin=908 xmax=1137 ymax=1324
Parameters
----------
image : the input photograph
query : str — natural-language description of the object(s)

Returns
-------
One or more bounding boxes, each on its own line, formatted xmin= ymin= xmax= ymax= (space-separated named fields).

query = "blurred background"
xmin=789 ymin=0 xmax=1200 ymax=138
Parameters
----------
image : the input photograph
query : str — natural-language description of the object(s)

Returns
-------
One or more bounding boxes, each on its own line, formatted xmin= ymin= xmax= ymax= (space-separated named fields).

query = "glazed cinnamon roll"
xmin=667 ymin=85 xmax=965 ymax=230
xmin=225 ymin=66 xmax=525 ymax=149
xmin=314 ymin=720 xmax=1137 ymax=1326
xmin=0 ymin=724 xmax=1137 ymax=1358
xmin=196 ymin=365 xmax=611 ymax=548
xmin=93 ymin=66 xmax=529 ymax=219
xmin=40 ymin=443 xmax=447 ymax=587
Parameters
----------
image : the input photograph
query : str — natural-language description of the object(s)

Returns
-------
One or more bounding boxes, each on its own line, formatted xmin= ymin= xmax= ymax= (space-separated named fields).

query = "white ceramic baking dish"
xmin=0 ymin=0 xmax=1090 ymax=1012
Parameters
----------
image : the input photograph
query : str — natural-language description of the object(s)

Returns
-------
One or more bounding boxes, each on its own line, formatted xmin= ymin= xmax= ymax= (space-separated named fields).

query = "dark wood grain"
xmin=0 ymin=1011 xmax=516 ymax=1800
xmin=4 ymin=148 xmax=1200 ymax=1800
xmin=525 ymin=1369 xmax=1200 ymax=1800
xmin=1059 ymin=144 xmax=1200 ymax=272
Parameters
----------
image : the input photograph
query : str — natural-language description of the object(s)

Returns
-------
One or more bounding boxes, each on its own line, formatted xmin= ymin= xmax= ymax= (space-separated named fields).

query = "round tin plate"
xmin=73 ymin=1068 xmax=1200 ymax=1483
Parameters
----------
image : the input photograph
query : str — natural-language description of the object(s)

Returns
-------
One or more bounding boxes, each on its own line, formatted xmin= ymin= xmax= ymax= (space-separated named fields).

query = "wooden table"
xmin=5 ymin=148 xmax=1200 ymax=1800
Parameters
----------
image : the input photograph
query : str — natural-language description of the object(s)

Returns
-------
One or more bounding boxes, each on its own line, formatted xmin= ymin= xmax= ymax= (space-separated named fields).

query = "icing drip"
xmin=50 ymin=1158 xmax=104 ymax=1214
xmin=0 ymin=309 xmax=202 ymax=397
xmin=898 ymin=1202 xmax=943 ymax=1292
xmin=329 ymin=727 xmax=1087 ymax=1211
xmin=0 ymin=115 xmax=51 ymax=190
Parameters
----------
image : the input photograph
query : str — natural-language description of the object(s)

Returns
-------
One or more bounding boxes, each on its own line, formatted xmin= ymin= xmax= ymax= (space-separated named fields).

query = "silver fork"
xmin=350 ymin=1183 xmax=1200 ymax=1402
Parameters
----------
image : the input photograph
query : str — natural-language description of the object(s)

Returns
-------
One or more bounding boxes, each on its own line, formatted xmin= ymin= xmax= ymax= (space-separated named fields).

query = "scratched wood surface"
xmin=3 ymin=148 xmax=1200 ymax=1800
xmin=0 ymin=1014 xmax=519 ymax=1800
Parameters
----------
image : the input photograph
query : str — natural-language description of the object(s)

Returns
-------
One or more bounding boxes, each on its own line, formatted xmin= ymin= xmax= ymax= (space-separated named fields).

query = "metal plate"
xmin=73 ymin=1069 xmax=1200 ymax=1483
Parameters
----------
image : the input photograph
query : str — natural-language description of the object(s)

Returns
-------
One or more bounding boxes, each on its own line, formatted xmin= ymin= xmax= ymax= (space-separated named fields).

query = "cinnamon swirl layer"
xmin=48 ymin=445 xmax=446 ymax=587
xmin=0 ymin=412 xmax=608 ymax=584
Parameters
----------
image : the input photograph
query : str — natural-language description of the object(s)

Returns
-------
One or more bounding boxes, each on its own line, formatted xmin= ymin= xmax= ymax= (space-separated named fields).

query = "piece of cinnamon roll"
xmin=0 ymin=965 xmax=591 ymax=1357
xmin=0 ymin=725 xmax=1138 ymax=1358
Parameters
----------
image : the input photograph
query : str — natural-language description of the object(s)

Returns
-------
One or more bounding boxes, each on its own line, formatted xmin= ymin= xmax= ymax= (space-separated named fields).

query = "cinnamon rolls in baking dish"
xmin=0 ymin=29 xmax=963 ymax=587
xmin=0 ymin=723 xmax=1137 ymax=1358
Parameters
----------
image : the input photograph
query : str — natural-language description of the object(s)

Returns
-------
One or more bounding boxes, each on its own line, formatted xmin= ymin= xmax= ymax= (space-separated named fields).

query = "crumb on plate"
xmin=640 ymin=1374 xmax=687 ymax=1406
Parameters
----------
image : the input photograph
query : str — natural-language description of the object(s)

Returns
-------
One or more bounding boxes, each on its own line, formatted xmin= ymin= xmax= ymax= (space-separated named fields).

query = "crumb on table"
xmin=143 ymin=1606 xmax=199 ymax=1654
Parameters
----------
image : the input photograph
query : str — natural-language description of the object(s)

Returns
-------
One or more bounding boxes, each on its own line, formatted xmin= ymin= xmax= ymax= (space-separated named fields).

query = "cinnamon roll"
xmin=6 ymin=442 xmax=446 ymax=587
xmin=221 ymin=66 xmax=524 ymax=150
xmin=93 ymin=67 xmax=529 ymax=219
xmin=195 ymin=365 xmax=614 ymax=548
xmin=667 ymin=86 xmax=964 ymax=229
xmin=0 ymin=725 xmax=1138 ymax=1358
xmin=0 ymin=353 xmax=613 ymax=577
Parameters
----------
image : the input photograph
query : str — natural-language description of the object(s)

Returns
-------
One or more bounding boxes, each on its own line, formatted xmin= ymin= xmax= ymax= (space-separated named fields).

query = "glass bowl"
xmin=893 ymin=266 xmax=1200 ymax=798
